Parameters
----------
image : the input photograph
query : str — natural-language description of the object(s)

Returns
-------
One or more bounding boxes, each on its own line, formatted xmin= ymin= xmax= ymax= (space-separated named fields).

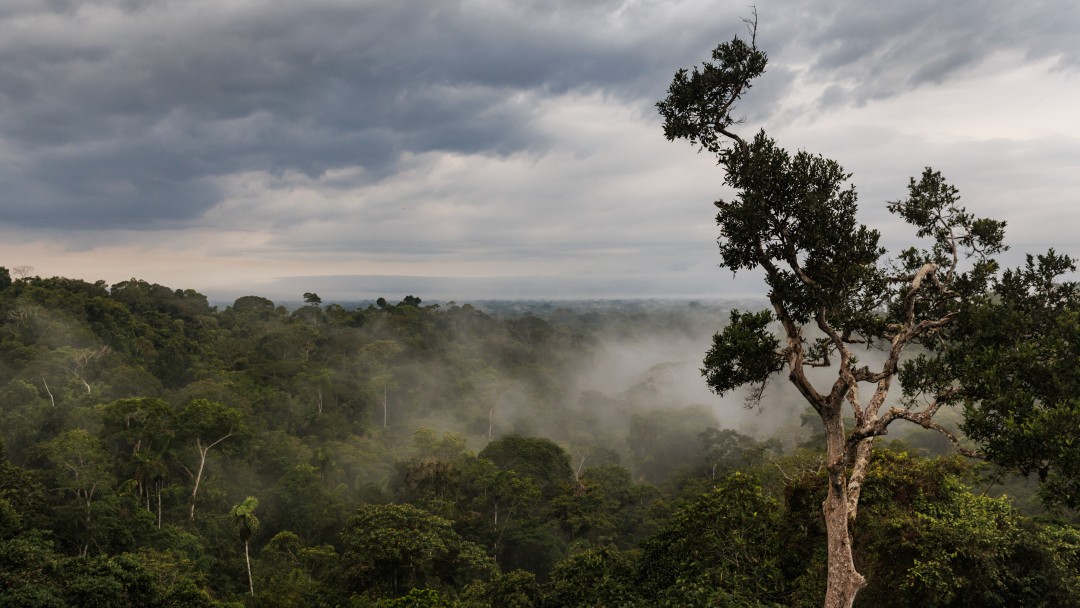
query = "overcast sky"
xmin=1 ymin=0 xmax=1077 ymax=302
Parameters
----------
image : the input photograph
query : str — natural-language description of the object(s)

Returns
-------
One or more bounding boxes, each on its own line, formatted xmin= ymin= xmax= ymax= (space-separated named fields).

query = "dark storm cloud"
xmin=1 ymin=0 xmax=1076 ymax=231
xmin=0 ymin=0 xmax=740 ymax=229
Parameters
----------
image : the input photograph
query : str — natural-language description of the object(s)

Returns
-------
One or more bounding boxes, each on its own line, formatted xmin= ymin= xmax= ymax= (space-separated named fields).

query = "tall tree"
xmin=230 ymin=496 xmax=260 ymax=597
xmin=656 ymin=15 xmax=1066 ymax=608
xmin=177 ymin=399 xmax=242 ymax=522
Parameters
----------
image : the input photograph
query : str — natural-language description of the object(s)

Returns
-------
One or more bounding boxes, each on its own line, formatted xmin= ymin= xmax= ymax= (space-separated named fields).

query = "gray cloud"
xmin=775 ymin=0 xmax=1080 ymax=109
xmin=0 ymin=0 xmax=745 ymax=228
xmin=0 ymin=0 xmax=1077 ymax=300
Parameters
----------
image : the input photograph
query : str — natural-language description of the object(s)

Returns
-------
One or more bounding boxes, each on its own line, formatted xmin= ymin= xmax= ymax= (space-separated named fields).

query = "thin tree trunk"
xmin=245 ymin=539 xmax=254 ymax=596
xmin=189 ymin=439 xmax=208 ymax=522
xmin=822 ymin=413 xmax=866 ymax=608
xmin=187 ymin=432 xmax=233 ymax=522
xmin=382 ymin=385 xmax=388 ymax=428
xmin=81 ymin=483 xmax=97 ymax=557
xmin=68 ymin=365 xmax=91 ymax=394
xmin=41 ymin=376 xmax=55 ymax=407
xmin=574 ymin=450 xmax=589 ymax=481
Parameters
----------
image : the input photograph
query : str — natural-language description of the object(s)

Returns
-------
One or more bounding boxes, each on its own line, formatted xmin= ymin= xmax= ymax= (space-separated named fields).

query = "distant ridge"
xmin=203 ymin=272 xmax=766 ymax=303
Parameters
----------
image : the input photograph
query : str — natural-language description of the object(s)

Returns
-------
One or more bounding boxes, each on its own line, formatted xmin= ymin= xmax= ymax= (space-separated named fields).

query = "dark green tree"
xmin=635 ymin=472 xmax=783 ymax=605
xmin=460 ymin=569 xmax=541 ymax=608
xmin=948 ymin=252 xmax=1080 ymax=508
xmin=544 ymin=546 xmax=640 ymax=608
xmin=340 ymin=503 xmax=493 ymax=598
xmin=100 ymin=397 xmax=177 ymax=528
xmin=782 ymin=449 xmax=1080 ymax=608
xmin=263 ymin=463 xmax=344 ymax=545
xmin=479 ymin=435 xmax=573 ymax=501
xmin=254 ymin=530 xmax=339 ymax=607
xmin=546 ymin=464 xmax=655 ymax=549
xmin=41 ymin=428 xmax=115 ymax=555
xmin=0 ymin=439 xmax=45 ymax=538
xmin=860 ymin=450 xmax=1080 ymax=608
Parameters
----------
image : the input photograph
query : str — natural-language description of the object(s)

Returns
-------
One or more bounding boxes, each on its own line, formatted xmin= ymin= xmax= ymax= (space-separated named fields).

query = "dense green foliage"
xmin=0 ymin=271 xmax=1076 ymax=605
xmin=952 ymin=252 xmax=1080 ymax=508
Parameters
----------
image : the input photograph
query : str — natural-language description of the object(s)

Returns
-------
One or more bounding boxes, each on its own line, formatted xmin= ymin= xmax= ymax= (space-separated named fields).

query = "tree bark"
xmin=822 ymin=412 xmax=866 ymax=608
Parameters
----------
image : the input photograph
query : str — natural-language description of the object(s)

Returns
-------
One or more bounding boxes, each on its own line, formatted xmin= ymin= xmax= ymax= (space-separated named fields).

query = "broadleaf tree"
xmin=658 ymin=14 xmax=1076 ymax=608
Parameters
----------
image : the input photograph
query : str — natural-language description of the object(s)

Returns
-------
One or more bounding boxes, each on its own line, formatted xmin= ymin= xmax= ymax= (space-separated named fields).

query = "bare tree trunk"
xmin=186 ymin=432 xmax=233 ymax=522
xmin=822 ymin=413 xmax=865 ymax=608
xmin=189 ymin=438 xmax=208 ymax=522
xmin=382 ymin=385 xmax=388 ymax=428
xmin=244 ymin=539 xmax=254 ymax=596
xmin=574 ymin=450 xmax=589 ymax=481
xmin=41 ymin=376 xmax=54 ymax=407
xmin=67 ymin=345 xmax=110 ymax=395
xmin=66 ymin=366 xmax=91 ymax=394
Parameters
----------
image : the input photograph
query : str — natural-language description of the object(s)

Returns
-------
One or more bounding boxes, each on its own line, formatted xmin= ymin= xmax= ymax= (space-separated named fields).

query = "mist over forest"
xmin=1 ymin=269 xmax=1075 ymax=607
xmin=3 ymin=0 xmax=1080 ymax=605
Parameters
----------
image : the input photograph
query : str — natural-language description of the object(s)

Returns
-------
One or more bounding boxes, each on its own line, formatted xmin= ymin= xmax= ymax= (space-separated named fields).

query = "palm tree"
xmin=231 ymin=496 xmax=260 ymax=596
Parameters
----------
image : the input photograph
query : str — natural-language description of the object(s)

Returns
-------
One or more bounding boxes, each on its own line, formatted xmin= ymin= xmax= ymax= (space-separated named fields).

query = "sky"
xmin=1 ymin=0 xmax=1078 ymax=302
